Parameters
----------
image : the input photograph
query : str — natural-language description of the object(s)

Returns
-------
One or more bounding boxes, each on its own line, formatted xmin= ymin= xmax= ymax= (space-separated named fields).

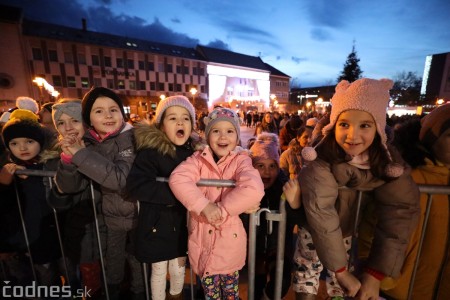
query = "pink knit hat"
xmin=250 ymin=132 xmax=280 ymax=164
xmin=302 ymin=78 xmax=403 ymax=177
xmin=155 ymin=95 xmax=196 ymax=127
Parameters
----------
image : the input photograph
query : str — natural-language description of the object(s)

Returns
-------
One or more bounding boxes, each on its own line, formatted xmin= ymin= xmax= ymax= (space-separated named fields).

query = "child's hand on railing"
xmin=0 ymin=163 xmax=27 ymax=183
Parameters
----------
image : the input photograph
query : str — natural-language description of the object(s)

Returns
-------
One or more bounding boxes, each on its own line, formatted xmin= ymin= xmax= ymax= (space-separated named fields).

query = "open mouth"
xmin=176 ymin=129 xmax=185 ymax=138
xmin=217 ymin=143 xmax=229 ymax=148
xmin=104 ymin=122 xmax=115 ymax=126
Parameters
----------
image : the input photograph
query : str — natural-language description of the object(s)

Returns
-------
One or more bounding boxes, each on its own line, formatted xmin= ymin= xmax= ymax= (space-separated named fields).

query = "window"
xmin=94 ymin=78 xmax=102 ymax=87
xmin=107 ymin=79 xmax=114 ymax=89
xmin=158 ymin=63 xmax=164 ymax=72
xmin=176 ymin=84 xmax=182 ymax=92
xmin=183 ymin=66 xmax=189 ymax=74
xmin=78 ymin=54 xmax=86 ymax=65
xmin=147 ymin=61 xmax=154 ymax=71
xmin=118 ymin=80 xmax=125 ymax=89
xmin=52 ymin=75 xmax=62 ymax=87
xmin=199 ymin=68 xmax=205 ymax=76
xmin=150 ymin=82 xmax=156 ymax=90
xmin=200 ymin=86 xmax=205 ymax=93
xmin=67 ymin=76 xmax=76 ymax=87
xmin=64 ymin=52 xmax=73 ymax=63
xmin=185 ymin=84 xmax=190 ymax=92
xmin=92 ymin=55 xmax=100 ymax=66
xmin=129 ymin=80 xmax=136 ymax=90
xmin=168 ymin=83 xmax=174 ymax=91
xmin=48 ymin=50 xmax=58 ymax=62
xmin=167 ymin=64 xmax=173 ymax=73
xmin=158 ymin=83 xmax=165 ymax=91
xmin=176 ymin=65 xmax=182 ymax=74
xmin=32 ymin=48 xmax=43 ymax=60
xmin=127 ymin=59 xmax=134 ymax=69
xmin=193 ymin=67 xmax=198 ymax=75
xmin=116 ymin=58 xmax=123 ymax=68
xmin=139 ymin=81 xmax=146 ymax=90
xmin=104 ymin=56 xmax=112 ymax=67
xmin=81 ymin=77 xmax=89 ymax=88
xmin=138 ymin=60 xmax=145 ymax=70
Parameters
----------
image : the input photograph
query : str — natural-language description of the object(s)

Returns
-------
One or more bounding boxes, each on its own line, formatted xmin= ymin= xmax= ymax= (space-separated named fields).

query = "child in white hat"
xmin=294 ymin=78 xmax=420 ymax=299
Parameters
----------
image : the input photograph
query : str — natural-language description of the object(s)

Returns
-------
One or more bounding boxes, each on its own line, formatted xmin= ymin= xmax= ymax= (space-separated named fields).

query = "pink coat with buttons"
xmin=169 ymin=146 xmax=264 ymax=277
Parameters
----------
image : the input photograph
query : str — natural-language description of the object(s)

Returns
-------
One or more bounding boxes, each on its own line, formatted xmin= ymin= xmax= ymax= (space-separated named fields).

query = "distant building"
xmin=0 ymin=4 xmax=290 ymax=114
xmin=421 ymin=52 xmax=450 ymax=103
xmin=290 ymin=85 xmax=334 ymax=114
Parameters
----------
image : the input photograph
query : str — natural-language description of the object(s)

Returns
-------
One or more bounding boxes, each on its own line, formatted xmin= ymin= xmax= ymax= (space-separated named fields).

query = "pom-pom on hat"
xmin=204 ymin=107 xmax=241 ymax=142
xmin=250 ymin=132 xmax=280 ymax=164
xmin=52 ymin=100 xmax=82 ymax=128
xmin=81 ymin=87 xmax=125 ymax=126
xmin=419 ymin=103 xmax=450 ymax=147
xmin=155 ymin=95 xmax=196 ymax=127
xmin=306 ymin=117 xmax=318 ymax=128
xmin=302 ymin=78 xmax=403 ymax=177
xmin=16 ymin=96 xmax=39 ymax=114
xmin=2 ymin=109 xmax=45 ymax=150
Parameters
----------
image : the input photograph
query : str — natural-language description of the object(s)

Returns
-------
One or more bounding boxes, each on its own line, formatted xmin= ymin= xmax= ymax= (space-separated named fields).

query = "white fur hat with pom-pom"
xmin=16 ymin=96 xmax=39 ymax=114
xmin=301 ymin=78 xmax=403 ymax=177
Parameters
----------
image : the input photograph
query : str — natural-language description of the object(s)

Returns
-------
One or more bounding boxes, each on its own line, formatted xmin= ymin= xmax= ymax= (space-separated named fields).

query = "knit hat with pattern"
xmin=302 ymin=78 xmax=403 ymax=177
xmin=204 ymin=107 xmax=241 ymax=142
xmin=81 ymin=87 xmax=125 ymax=126
xmin=155 ymin=95 xmax=196 ymax=127
xmin=250 ymin=132 xmax=280 ymax=164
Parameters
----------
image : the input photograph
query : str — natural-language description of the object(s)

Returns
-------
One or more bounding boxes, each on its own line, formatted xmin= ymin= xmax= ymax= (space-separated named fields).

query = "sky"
xmin=1 ymin=0 xmax=450 ymax=87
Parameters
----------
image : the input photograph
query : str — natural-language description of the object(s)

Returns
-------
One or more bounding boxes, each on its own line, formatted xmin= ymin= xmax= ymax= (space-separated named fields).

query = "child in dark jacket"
xmin=127 ymin=95 xmax=197 ymax=300
xmin=54 ymin=87 xmax=144 ymax=299
xmin=0 ymin=109 xmax=61 ymax=286
xmin=245 ymin=132 xmax=301 ymax=300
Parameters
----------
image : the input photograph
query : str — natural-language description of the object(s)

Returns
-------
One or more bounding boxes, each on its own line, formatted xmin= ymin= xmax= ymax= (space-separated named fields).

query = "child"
xmin=54 ymin=87 xmax=144 ymax=299
xmin=126 ymin=96 xmax=197 ymax=300
xmin=0 ymin=109 xmax=61 ymax=286
xmin=295 ymin=78 xmax=420 ymax=299
xmin=169 ymin=107 xmax=265 ymax=299
xmin=279 ymin=126 xmax=313 ymax=179
xmin=247 ymin=132 xmax=301 ymax=299
xmin=43 ymin=99 xmax=106 ymax=296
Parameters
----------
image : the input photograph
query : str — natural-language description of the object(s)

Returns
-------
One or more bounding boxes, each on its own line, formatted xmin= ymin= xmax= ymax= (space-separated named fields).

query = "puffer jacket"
xmin=299 ymin=157 xmax=420 ymax=277
xmin=169 ymin=146 xmax=264 ymax=278
xmin=56 ymin=122 xmax=137 ymax=231
xmin=126 ymin=124 xmax=196 ymax=263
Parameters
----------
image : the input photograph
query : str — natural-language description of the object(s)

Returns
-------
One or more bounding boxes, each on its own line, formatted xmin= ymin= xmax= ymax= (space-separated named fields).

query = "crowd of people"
xmin=0 ymin=77 xmax=449 ymax=300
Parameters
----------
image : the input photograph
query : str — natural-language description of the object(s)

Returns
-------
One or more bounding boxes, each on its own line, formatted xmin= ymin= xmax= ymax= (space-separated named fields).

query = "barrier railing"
xmin=4 ymin=170 xmax=449 ymax=300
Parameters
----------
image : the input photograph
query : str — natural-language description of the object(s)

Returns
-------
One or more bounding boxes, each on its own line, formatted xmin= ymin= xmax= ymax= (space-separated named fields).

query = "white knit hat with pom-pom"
xmin=302 ymin=78 xmax=403 ymax=177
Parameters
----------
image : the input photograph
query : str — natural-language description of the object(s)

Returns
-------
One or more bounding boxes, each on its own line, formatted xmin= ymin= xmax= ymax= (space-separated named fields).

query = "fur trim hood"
xmin=134 ymin=123 xmax=204 ymax=158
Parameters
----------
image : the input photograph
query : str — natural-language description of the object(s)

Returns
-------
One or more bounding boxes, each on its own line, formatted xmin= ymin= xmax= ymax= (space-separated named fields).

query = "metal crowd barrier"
xmin=5 ymin=170 xmax=450 ymax=300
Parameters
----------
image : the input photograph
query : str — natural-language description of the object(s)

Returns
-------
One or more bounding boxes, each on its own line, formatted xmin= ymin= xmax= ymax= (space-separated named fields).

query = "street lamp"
xmin=159 ymin=94 xmax=166 ymax=102
xmin=190 ymin=87 xmax=198 ymax=108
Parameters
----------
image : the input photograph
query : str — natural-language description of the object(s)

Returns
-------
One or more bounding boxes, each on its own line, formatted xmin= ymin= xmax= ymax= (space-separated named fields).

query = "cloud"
xmin=310 ymin=28 xmax=332 ymax=41
xmin=291 ymin=56 xmax=308 ymax=64
xmin=302 ymin=0 xmax=349 ymax=28
xmin=206 ymin=39 xmax=230 ymax=51
xmin=171 ymin=17 xmax=181 ymax=24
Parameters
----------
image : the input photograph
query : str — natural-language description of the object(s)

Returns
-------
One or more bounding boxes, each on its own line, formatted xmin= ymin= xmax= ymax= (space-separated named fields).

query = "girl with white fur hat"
xmin=293 ymin=78 xmax=420 ymax=300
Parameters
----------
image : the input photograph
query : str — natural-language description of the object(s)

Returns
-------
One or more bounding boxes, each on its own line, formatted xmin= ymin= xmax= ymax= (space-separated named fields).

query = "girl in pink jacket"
xmin=169 ymin=107 xmax=264 ymax=299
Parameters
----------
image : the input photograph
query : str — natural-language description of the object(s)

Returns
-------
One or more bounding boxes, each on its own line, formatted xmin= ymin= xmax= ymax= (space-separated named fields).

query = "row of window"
xmin=51 ymin=75 xmax=203 ymax=92
xmin=32 ymin=48 xmax=205 ymax=75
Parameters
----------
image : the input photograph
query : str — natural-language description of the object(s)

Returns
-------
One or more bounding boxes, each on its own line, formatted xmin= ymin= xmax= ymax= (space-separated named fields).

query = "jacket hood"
xmin=134 ymin=123 xmax=205 ymax=158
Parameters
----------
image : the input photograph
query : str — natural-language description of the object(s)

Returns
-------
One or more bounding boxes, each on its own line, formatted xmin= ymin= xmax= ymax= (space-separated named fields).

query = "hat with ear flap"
xmin=302 ymin=78 xmax=403 ymax=177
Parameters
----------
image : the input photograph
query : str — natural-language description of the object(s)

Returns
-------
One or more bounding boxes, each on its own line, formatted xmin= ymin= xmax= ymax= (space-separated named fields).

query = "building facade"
xmin=421 ymin=52 xmax=450 ymax=103
xmin=0 ymin=4 xmax=290 ymax=115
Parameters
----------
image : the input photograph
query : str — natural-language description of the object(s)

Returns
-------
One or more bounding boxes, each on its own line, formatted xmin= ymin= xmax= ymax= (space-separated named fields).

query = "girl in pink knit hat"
xmin=169 ymin=107 xmax=265 ymax=299
xmin=293 ymin=78 xmax=420 ymax=300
